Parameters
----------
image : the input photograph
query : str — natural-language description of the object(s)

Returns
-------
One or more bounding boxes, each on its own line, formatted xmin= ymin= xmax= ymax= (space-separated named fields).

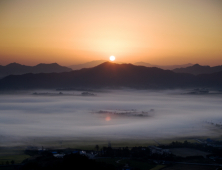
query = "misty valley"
xmin=1 ymin=89 xmax=222 ymax=170
xmin=1 ymin=89 xmax=222 ymax=145
xmin=1 ymin=0 xmax=222 ymax=169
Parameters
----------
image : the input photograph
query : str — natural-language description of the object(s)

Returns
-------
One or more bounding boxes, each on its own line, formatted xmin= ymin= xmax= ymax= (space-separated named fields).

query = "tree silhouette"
xmin=95 ymin=145 xmax=99 ymax=151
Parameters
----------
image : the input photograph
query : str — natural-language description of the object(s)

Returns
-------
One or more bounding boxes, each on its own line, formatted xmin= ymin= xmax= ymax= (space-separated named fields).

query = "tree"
xmin=95 ymin=145 xmax=99 ymax=151
xmin=11 ymin=160 xmax=15 ymax=165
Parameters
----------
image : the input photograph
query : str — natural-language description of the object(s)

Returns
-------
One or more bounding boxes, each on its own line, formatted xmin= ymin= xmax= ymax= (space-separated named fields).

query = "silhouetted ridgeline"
xmin=134 ymin=62 xmax=193 ymax=70
xmin=0 ymin=63 xmax=72 ymax=78
xmin=69 ymin=60 xmax=107 ymax=70
xmin=69 ymin=60 xmax=193 ymax=70
xmin=0 ymin=62 xmax=221 ymax=90
xmin=173 ymin=64 xmax=222 ymax=75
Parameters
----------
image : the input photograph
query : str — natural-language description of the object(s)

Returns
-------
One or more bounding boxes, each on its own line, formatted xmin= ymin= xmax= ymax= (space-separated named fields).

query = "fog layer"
xmin=0 ymin=90 xmax=222 ymax=146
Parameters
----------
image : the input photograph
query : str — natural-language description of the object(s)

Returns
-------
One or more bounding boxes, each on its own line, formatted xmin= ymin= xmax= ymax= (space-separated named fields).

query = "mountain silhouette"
xmin=68 ymin=60 xmax=108 ymax=70
xmin=173 ymin=64 xmax=222 ymax=75
xmin=69 ymin=60 xmax=193 ymax=70
xmin=0 ymin=63 xmax=72 ymax=78
xmin=134 ymin=62 xmax=193 ymax=70
xmin=0 ymin=62 xmax=221 ymax=90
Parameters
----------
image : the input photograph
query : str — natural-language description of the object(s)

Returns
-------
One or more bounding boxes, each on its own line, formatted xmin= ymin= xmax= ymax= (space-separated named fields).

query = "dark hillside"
xmin=0 ymin=62 xmax=221 ymax=90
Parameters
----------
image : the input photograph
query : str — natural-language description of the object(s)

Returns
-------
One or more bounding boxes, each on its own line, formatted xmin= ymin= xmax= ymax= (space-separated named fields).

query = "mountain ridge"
xmin=68 ymin=60 xmax=108 ymax=70
xmin=173 ymin=64 xmax=222 ymax=75
xmin=0 ymin=62 xmax=72 ymax=78
xmin=0 ymin=62 xmax=221 ymax=90
xmin=134 ymin=62 xmax=193 ymax=70
xmin=68 ymin=60 xmax=194 ymax=70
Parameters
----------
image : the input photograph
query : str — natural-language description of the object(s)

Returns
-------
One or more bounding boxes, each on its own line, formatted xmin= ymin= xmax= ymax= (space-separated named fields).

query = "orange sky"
xmin=0 ymin=0 xmax=222 ymax=66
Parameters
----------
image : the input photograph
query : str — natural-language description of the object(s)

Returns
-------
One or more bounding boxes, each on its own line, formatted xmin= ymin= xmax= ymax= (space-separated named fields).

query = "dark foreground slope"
xmin=20 ymin=154 xmax=115 ymax=170
xmin=0 ymin=62 xmax=221 ymax=90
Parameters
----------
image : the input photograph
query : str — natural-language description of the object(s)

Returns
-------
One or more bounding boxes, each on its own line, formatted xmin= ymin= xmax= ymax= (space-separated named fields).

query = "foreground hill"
xmin=0 ymin=63 xmax=72 ymax=78
xmin=173 ymin=64 xmax=222 ymax=75
xmin=0 ymin=62 xmax=221 ymax=90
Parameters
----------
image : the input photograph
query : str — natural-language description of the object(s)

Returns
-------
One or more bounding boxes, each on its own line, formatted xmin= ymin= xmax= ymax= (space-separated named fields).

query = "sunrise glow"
xmin=109 ymin=56 xmax=115 ymax=61
xmin=0 ymin=0 xmax=221 ymax=66
xmin=105 ymin=116 xmax=111 ymax=121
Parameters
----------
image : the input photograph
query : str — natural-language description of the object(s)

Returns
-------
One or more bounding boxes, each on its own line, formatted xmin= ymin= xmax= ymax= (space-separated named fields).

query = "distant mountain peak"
xmin=1 ymin=62 xmax=222 ymax=90
xmin=36 ymin=63 xmax=60 ymax=66
xmin=173 ymin=64 xmax=222 ymax=75
xmin=93 ymin=61 xmax=121 ymax=69
xmin=98 ymin=61 xmax=118 ymax=66
xmin=68 ymin=60 xmax=194 ymax=71
xmin=193 ymin=64 xmax=201 ymax=67
xmin=68 ymin=60 xmax=108 ymax=70
xmin=134 ymin=62 xmax=194 ymax=70
xmin=0 ymin=63 xmax=72 ymax=79
xmin=6 ymin=62 xmax=22 ymax=66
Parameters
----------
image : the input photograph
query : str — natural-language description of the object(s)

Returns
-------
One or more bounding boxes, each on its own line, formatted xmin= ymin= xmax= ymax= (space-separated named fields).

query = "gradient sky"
xmin=0 ymin=0 xmax=222 ymax=66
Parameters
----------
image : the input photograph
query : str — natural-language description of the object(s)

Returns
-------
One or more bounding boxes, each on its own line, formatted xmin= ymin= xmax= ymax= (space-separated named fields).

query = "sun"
xmin=109 ymin=56 xmax=115 ymax=61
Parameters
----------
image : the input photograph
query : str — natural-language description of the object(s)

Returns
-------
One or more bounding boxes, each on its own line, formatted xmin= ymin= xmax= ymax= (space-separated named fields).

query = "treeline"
xmin=101 ymin=146 xmax=175 ymax=161
xmin=0 ymin=160 xmax=14 ymax=165
xmin=161 ymin=141 xmax=222 ymax=158
xmin=21 ymin=153 xmax=115 ymax=170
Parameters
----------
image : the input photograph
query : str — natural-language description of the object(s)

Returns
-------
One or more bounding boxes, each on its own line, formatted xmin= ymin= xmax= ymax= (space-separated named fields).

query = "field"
xmin=0 ymin=147 xmax=30 ymax=165
xmin=169 ymin=148 xmax=210 ymax=158
xmin=0 ymin=137 xmax=213 ymax=165
xmin=96 ymin=158 xmax=157 ymax=170
xmin=162 ymin=164 xmax=218 ymax=170
xmin=150 ymin=165 xmax=166 ymax=170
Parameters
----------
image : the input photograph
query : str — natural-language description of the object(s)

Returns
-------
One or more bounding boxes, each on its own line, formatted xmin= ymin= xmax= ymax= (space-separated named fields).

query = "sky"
xmin=0 ymin=0 xmax=222 ymax=66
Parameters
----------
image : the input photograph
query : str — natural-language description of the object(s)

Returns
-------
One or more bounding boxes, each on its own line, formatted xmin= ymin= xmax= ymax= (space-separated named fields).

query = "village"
xmin=2 ymin=138 xmax=222 ymax=170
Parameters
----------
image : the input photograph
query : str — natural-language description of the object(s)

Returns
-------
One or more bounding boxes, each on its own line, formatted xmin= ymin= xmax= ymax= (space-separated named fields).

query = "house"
xmin=149 ymin=146 xmax=171 ymax=155
xmin=72 ymin=150 xmax=79 ymax=154
xmin=53 ymin=154 xmax=65 ymax=158
xmin=80 ymin=151 xmax=86 ymax=155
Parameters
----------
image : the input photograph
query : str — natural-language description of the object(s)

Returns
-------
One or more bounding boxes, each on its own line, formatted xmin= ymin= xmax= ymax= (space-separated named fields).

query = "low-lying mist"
xmin=1 ymin=89 xmax=222 ymax=147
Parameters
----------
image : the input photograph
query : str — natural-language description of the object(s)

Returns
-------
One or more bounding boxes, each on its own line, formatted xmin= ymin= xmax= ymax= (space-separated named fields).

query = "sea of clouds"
xmin=0 ymin=89 xmax=222 ymax=146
